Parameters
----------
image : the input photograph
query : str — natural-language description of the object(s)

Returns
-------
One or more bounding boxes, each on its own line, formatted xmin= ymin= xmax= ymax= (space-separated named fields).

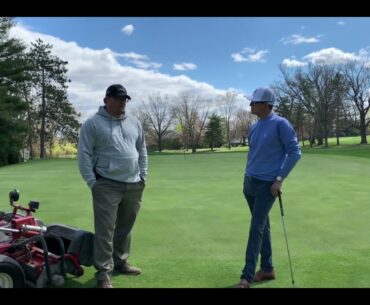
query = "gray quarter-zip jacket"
xmin=78 ymin=106 xmax=148 ymax=189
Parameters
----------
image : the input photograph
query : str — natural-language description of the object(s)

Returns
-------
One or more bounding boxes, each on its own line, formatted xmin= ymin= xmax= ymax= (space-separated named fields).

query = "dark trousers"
xmin=241 ymin=176 xmax=276 ymax=282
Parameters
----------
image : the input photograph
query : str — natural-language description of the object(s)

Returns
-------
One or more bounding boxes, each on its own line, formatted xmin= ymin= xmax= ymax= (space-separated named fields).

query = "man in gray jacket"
xmin=78 ymin=84 xmax=148 ymax=288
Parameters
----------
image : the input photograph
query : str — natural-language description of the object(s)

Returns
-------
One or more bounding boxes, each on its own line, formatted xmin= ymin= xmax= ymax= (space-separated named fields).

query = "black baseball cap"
xmin=105 ymin=84 xmax=131 ymax=100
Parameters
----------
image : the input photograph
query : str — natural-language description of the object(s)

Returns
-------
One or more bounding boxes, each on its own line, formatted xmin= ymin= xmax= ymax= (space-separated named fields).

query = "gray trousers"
xmin=92 ymin=177 xmax=145 ymax=281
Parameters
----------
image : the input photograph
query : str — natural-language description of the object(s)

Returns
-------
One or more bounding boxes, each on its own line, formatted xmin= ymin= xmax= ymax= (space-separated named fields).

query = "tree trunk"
xmin=40 ymin=70 xmax=46 ymax=158
xmin=24 ymin=89 xmax=34 ymax=160
xmin=28 ymin=135 xmax=33 ymax=160
xmin=300 ymin=127 xmax=305 ymax=147
xmin=27 ymin=111 xmax=34 ymax=160
xmin=49 ymin=141 xmax=52 ymax=157
xmin=227 ymin=127 xmax=231 ymax=150
xmin=359 ymin=113 xmax=368 ymax=144
xmin=158 ymin=135 xmax=162 ymax=152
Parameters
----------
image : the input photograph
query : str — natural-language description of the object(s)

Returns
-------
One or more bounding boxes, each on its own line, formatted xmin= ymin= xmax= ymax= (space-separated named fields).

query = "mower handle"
xmin=21 ymin=224 xmax=47 ymax=233
xmin=0 ymin=224 xmax=47 ymax=233
xmin=0 ymin=226 xmax=20 ymax=233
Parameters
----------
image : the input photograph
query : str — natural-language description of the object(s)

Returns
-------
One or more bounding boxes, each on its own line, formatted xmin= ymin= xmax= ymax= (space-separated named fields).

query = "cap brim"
xmin=113 ymin=94 xmax=131 ymax=100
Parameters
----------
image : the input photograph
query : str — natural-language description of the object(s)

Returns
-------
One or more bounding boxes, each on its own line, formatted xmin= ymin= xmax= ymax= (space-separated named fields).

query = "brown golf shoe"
xmin=253 ymin=269 xmax=276 ymax=282
xmin=114 ymin=263 xmax=142 ymax=275
xmin=97 ymin=279 xmax=113 ymax=288
xmin=237 ymin=279 xmax=250 ymax=288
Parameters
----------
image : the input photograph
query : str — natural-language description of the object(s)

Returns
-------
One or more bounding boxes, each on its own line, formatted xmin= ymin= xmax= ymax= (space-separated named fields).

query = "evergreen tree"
xmin=45 ymin=87 xmax=80 ymax=155
xmin=205 ymin=113 xmax=224 ymax=151
xmin=28 ymin=38 xmax=70 ymax=158
xmin=0 ymin=17 xmax=28 ymax=165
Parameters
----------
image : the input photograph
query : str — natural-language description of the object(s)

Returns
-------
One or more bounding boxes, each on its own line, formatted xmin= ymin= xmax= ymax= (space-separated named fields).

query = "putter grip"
xmin=278 ymin=192 xmax=284 ymax=216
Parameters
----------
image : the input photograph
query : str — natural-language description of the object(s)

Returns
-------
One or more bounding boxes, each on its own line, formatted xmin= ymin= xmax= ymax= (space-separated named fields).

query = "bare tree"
xmin=274 ymin=74 xmax=315 ymax=146
xmin=273 ymin=83 xmax=305 ymax=144
xmin=341 ymin=60 xmax=370 ymax=144
xmin=219 ymin=91 xmax=237 ymax=149
xmin=278 ymin=64 xmax=348 ymax=147
xmin=141 ymin=93 xmax=174 ymax=152
xmin=130 ymin=107 xmax=153 ymax=148
xmin=233 ymin=108 xmax=255 ymax=146
xmin=172 ymin=95 xmax=209 ymax=153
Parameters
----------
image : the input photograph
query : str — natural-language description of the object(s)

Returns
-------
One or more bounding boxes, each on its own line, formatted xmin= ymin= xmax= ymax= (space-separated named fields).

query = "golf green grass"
xmin=0 ymin=142 xmax=370 ymax=288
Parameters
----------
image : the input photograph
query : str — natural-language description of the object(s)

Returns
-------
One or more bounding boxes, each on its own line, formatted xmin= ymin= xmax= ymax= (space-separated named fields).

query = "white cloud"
xmin=249 ymin=50 xmax=268 ymax=62
xmin=173 ymin=62 xmax=197 ymax=71
xmin=231 ymin=52 xmax=246 ymax=62
xmin=303 ymin=47 xmax=358 ymax=65
xmin=231 ymin=48 xmax=269 ymax=63
xmin=9 ymin=24 xmax=232 ymax=122
xmin=281 ymin=34 xmax=320 ymax=45
xmin=121 ymin=24 xmax=135 ymax=35
xmin=116 ymin=52 xmax=162 ymax=70
xmin=358 ymin=47 xmax=370 ymax=60
xmin=337 ymin=21 xmax=345 ymax=26
xmin=355 ymin=47 xmax=370 ymax=67
xmin=282 ymin=47 xmax=370 ymax=68
xmin=281 ymin=58 xmax=308 ymax=68
xmin=120 ymin=52 xmax=148 ymax=61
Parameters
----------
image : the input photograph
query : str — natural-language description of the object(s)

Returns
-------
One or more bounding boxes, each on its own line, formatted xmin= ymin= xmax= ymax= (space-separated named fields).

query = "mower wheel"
xmin=0 ymin=255 xmax=25 ymax=288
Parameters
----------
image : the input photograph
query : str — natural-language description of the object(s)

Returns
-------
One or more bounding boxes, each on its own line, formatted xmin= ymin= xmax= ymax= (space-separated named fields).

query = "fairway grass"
xmin=0 ymin=148 xmax=370 ymax=288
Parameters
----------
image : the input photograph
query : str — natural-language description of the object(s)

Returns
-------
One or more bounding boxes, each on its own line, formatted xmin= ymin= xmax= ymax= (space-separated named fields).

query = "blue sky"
xmin=10 ymin=17 xmax=370 ymax=121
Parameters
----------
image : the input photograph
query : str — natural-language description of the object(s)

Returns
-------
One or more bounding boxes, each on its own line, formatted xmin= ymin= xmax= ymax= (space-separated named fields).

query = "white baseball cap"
xmin=246 ymin=87 xmax=276 ymax=105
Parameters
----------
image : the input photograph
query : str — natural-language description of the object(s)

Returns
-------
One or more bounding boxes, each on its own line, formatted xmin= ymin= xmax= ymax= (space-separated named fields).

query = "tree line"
xmin=137 ymin=63 xmax=370 ymax=152
xmin=0 ymin=17 xmax=80 ymax=166
xmin=273 ymin=62 xmax=370 ymax=147
xmin=134 ymin=93 xmax=256 ymax=153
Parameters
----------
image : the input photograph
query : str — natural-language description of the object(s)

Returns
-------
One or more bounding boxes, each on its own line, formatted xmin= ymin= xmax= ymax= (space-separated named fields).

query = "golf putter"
xmin=278 ymin=191 xmax=295 ymax=288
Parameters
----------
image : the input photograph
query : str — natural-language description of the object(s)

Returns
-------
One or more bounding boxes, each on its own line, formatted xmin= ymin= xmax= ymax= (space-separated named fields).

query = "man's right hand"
xmin=271 ymin=181 xmax=282 ymax=198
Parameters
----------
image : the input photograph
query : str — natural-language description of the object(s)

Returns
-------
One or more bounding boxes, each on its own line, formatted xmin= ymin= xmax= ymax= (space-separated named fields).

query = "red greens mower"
xmin=0 ymin=189 xmax=94 ymax=288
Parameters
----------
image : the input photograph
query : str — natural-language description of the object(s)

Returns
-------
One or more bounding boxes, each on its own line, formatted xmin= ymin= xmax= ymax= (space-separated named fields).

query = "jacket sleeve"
xmin=278 ymin=119 xmax=301 ymax=178
xmin=77 ymin=120 xmax=96 ymax=189
xmin=136 ymin=122 xmax=148 ymax=180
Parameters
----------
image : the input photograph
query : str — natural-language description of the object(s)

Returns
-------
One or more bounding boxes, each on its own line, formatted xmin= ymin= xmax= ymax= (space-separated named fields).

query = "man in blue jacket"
xmin=78 ymin=84 xmax=148 ymax=288
xmin=238 ymin=87 xmax=301 ymax=288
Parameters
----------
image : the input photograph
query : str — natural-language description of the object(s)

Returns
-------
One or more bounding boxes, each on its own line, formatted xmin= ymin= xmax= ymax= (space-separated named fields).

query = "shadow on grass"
xmin=148 ymin=148 xmax=249 ymax=156
xmin=223 ymin=280 xmax=274 ymax=289
xmin=224 ymin=283 xmax=239 ymax=288
xmin=60 ymin=276 xmax=97 ymax=288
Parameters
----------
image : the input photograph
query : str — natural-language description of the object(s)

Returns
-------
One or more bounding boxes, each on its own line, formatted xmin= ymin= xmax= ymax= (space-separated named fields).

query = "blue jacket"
xmin=246 ymin=112 xmax=301 ymax=181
